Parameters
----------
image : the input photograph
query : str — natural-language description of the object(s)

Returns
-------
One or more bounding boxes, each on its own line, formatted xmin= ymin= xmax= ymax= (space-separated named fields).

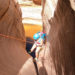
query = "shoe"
xmin=28 ymin=51 xmax=31 ymax=54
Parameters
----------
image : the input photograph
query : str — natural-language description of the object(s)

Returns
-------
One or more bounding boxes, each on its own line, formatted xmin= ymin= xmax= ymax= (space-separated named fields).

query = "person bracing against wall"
xmin=29 ymin=31 xmax=46 ymax=61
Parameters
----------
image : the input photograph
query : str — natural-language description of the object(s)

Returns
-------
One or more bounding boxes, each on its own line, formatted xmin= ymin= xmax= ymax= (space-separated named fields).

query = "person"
xmin=29 ymin=31 xmax=46 ymax=61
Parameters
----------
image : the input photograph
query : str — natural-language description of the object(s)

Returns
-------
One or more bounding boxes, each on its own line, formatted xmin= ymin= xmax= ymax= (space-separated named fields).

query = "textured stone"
xmin=42 ymin=0 xmax=75 ymax=75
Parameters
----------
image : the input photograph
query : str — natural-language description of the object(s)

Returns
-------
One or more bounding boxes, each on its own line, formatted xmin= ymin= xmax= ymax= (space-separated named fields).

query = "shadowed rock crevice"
xmin=0 ymin=0 xmax=10 ymax=19
xmin=33 ymin=61 xmax=39 ymax=75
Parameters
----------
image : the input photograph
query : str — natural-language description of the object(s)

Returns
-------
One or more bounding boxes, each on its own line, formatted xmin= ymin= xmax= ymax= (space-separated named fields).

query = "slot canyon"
xmin=0 ymin=0 xmax=75 ymax=75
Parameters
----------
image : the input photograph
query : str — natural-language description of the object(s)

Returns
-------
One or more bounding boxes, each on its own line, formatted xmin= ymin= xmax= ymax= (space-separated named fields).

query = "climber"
xmin=29 ymin=31 xmax=46 ymax=61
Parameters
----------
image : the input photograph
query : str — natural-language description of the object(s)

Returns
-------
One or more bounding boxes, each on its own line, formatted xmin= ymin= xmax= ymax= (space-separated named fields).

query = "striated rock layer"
xmin=42 ymin=0 xmax=75 ymax=75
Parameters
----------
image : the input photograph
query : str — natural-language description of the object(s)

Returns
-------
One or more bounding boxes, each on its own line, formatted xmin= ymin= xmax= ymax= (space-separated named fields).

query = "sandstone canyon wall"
xmin=42 ymin=0 xmax=75 ymax=75
xmin=0 ymin=0 xmax=30 ymax=75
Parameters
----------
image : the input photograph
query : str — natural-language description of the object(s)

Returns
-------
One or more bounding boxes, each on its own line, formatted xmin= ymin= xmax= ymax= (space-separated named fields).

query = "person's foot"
xmin=34 ymin=58 xmax=38 ymax=61
xmin=28 ymin=51 xmax=31 ymax=54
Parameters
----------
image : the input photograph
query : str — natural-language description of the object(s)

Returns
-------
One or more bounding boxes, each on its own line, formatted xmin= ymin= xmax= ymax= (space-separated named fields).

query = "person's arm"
xmin=31 ymin=43 xmax=37 ymax=52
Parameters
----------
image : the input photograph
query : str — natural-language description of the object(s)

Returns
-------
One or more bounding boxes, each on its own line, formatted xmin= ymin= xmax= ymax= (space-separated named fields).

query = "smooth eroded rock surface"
xmin=42 ymin=0 xmax=75 ymax=75
xmin=0 ymin=0 xmax=32 ymax=75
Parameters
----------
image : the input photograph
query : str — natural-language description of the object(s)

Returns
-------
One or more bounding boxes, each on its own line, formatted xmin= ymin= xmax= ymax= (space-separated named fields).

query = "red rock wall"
xmin=42 ymin=0 xmax=75 ymax=75
xmin=0 ymin=0 xmax=29 ymax=75
xmin=1 ymin=0 xmax=75 ymax=75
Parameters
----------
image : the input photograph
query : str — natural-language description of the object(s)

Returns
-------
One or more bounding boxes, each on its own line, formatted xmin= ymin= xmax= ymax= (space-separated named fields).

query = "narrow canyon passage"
xmin=0 ymin=0 xmax=75 ymax=75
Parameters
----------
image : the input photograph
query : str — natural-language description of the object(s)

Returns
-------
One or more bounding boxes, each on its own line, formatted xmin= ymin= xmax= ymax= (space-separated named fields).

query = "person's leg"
xmin=31 ymin=44 xmax=36 ymax=52
xmin=35 ymin=47 xmax=41 ymax=60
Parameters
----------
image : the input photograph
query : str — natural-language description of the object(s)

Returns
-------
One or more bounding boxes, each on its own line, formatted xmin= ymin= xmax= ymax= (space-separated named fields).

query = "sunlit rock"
xmin=70 ymin=0 xmax=75 ymax=11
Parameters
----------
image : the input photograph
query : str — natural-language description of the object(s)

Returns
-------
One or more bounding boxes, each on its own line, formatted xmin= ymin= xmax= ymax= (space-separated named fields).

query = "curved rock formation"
xmin=0 ymin=0 xmax=31 ymax=75
xmin=42 ymin=0 xmax=75 ymax=75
